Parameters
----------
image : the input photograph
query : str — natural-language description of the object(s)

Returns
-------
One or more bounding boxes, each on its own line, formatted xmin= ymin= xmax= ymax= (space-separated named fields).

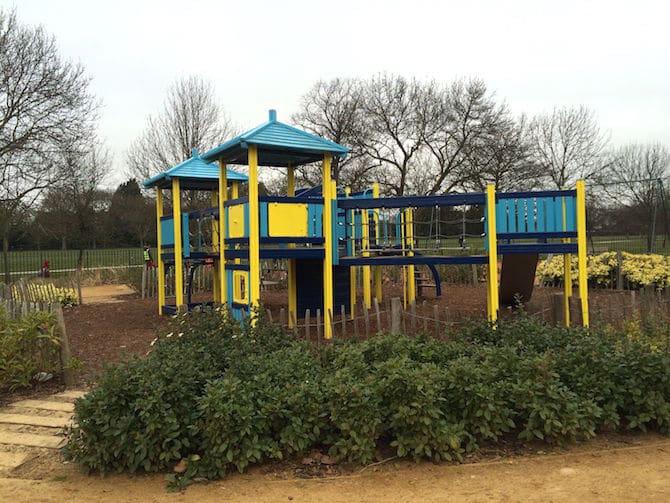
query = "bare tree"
xmin=0 ymin=9 xmax=98 ymax=282
xmin=418 ymin=78 xmax=532 ymax=194
xmin=528 ymin=105 xmax=608 ymax=189
xmin=464 ymin=114 xmax=539 ymax=192
xmin=601 ymin=143 xmax=670 ymax=250
xmin=292 ymin=78 xmax=374 ymax=191
xmin=126 ymin=75 xmax=235 ymax=182
xmin=358 ymin=74 xmax=427 ymax=196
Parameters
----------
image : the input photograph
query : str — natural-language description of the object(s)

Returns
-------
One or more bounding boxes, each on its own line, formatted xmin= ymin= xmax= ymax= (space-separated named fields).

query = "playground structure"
xmin=144 ymin=110 xmax=589 ymax=338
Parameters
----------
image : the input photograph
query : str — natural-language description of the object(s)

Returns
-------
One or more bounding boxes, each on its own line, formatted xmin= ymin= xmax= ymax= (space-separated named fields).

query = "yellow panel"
xmin=229 ymin=204 xmax=246 ymax=238
xmin=268 ymin=203 xmax=308 ymax=237
xmin=233 ymin=271 xmax=249 ymax=304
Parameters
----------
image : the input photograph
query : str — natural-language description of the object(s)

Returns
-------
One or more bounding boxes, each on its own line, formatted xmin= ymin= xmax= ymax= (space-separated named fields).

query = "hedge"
xmin=63 ymin=309 xmax=670 ymax=489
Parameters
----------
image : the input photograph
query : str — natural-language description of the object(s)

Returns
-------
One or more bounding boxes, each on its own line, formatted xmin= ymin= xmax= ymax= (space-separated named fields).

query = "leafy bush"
xmin=537 ymin=252 xmax=670 ymax=289
xmin=64 ymin=310 xmax=670 ymax=488
xmin=0 ymin=306 xmax=61 ymax=391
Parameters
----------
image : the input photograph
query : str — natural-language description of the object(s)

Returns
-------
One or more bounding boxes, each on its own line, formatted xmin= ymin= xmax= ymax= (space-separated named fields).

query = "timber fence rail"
xmin=261 ymin=289 xmax=670 ymax=345
xmin=0 ymin=277 xmax=81 ymax=316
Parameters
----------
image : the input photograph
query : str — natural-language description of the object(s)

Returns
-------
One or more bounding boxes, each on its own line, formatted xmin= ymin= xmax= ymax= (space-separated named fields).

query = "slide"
xmin=499 ymin=254 xmax=539 ymax=307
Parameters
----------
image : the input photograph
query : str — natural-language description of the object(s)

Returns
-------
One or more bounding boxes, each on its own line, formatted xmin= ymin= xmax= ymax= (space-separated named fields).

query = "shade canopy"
xmin=143 ymin=150 xmax=248 ymax=190
xmin=201 ymin=110 xmax=350 ymax=167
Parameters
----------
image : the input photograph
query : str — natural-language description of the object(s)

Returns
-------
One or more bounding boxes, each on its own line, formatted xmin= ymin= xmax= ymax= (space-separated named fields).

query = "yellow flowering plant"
xmin=536 ymin=252 xmax=670 ymax=289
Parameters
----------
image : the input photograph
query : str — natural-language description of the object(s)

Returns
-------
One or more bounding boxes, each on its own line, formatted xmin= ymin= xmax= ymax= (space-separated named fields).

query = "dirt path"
xmin=80 ymin=284 xmax=136 ymax=304
xmin=0 ymin=435 xmax=668 ymax=502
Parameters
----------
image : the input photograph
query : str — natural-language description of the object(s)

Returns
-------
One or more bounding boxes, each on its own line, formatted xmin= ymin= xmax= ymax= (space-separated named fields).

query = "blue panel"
xmin=226 ymin=269 xmax=234 ymax=306
xmin=260 ymin=202 xmax=268 ymax=238
xmin=354 ymin=211 xmax=362 ymax=239
xmin=495 ymin=199 xmax=507 ymax=233
xmin=498 ymin=243 xmax=578 ymax=254
xmin=565 ymin=196 xmax=577 ymax=232
xmin=504 ymin=199 xmax=517 ymax=232
xmin=545 ymin=198 xmax=556 ymax=232
xmin=161 ymin=218 xmax=175 ymax=246
xmin=182 ymin=213 xmax=190 ymax=258
xmin=524 ymin=199 xmax=535 ymax=232
xmin=332 ymin=200 xmax=339 ymax=265
xmin=498 ymin=231 xmax=577 ymax=240
xmin=537 ymin=199 xmax=546 ymax=232
xmin=336 ymin=209 xmax=347 ymax=241
xmin=308 ymin=203 xmax=323 ymax=237
xmin=395 ymin=213 xmax=402 ymax=246
xmin=516 ymin=199 xmax=525 ymax=233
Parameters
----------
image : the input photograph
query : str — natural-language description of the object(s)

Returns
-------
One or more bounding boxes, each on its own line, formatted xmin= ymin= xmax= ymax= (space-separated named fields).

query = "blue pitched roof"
xmin=201 ymin=110 xmax=350 ymax=167
xmin=143 ymin=150 xmax=248 ymax=190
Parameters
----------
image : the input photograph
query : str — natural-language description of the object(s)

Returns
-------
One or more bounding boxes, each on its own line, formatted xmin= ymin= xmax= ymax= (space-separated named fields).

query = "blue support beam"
xmin=340 ymin=255 xmax=489 ymax=266
xmin=338 ymin=193 xmax=486 ymax=210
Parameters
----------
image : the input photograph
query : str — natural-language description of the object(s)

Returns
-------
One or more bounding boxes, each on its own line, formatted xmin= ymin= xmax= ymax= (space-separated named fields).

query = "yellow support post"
xmin=406 ymin=208 xmax=416 ymax=307
xmin=576 ymin=180 xmax=589 ymax=327
xmin=155 ymin=188 xmax=165 ymax=315
xmin=248 ymin=145 xmax=261 ymax=322
xmin=345 ymin=188 xmax=356 ymax=319
xmin=172 ymin=178 xmax=184 ymax=310
xmin=401 ymin=210 xmax=407 ymax=308
xmin=287 ymin=162 xmax=297 ymax=328
xmin=218 ymin=161 xmax=228 ymax=306
xmin=322 ymin=154 xmax=334 ymax=339
xmin=373 ymin=183 xmax=382 ymax=302
xmin=562 ymin=191 xmax=572 ymax=327
xmin=362 ymin=206 xmax=371 ymax=309
xmin=486 ymin=184 xmax=499 ymax=324
xmin=211 ymin=190 xmax=220 ymax=303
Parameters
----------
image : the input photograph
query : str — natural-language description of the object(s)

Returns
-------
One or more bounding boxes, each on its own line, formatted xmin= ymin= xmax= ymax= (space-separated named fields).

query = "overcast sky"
xmin=3 ymin=0 xmax=669 ymax=187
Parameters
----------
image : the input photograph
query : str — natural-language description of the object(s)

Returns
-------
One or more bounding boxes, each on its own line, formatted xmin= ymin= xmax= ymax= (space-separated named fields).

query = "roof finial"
xmin=269 ymin=109 xmax=277 ymax=122
xmin=192 ymin=148 xmax=199 ymax=158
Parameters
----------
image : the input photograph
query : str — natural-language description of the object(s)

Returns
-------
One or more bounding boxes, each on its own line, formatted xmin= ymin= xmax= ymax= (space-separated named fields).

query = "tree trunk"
xmin=2 ymin=229 xmax=9 ymax=284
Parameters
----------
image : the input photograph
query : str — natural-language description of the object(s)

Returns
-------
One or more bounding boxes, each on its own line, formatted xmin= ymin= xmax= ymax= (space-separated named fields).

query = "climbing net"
xmin=342 ymin=205 xmax=486 ymax=258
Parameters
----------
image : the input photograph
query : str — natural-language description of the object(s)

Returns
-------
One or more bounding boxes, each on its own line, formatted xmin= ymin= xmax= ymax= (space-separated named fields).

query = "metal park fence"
xmin=1 ymin=248 xmax=152 ymax=279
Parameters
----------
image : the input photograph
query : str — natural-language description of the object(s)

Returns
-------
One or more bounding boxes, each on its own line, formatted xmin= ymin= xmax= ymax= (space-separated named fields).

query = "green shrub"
xmin=63 ymin=311 xmax=670 ymax=488
xmin=0 ymin=307 xmax=61 ymax=391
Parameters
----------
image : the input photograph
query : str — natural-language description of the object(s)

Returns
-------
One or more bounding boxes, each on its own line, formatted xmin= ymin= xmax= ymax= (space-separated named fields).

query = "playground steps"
xmin=8 ymin=400 xmax=74 ymax=413
xmin=415 ymin=270 xmax=437 ymax=297
xmin=0 ymin=431 xmax=64 ymax=449
xmin=0 ymin=450 xmax=30 ymax=471
xmin=0 ymin=413 xmax=72 ymax=429
xmin=0 ymin=390 xmax=85 ymax=474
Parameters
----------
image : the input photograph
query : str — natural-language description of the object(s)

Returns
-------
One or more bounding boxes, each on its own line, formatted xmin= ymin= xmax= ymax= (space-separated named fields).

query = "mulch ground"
xmin=62 ymin=297 xmax=169 ymax=385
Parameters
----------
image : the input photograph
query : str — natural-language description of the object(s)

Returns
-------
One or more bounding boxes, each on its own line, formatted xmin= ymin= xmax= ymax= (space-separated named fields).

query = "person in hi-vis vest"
xmin=143 ymin=246 xmax=153 ymax=268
